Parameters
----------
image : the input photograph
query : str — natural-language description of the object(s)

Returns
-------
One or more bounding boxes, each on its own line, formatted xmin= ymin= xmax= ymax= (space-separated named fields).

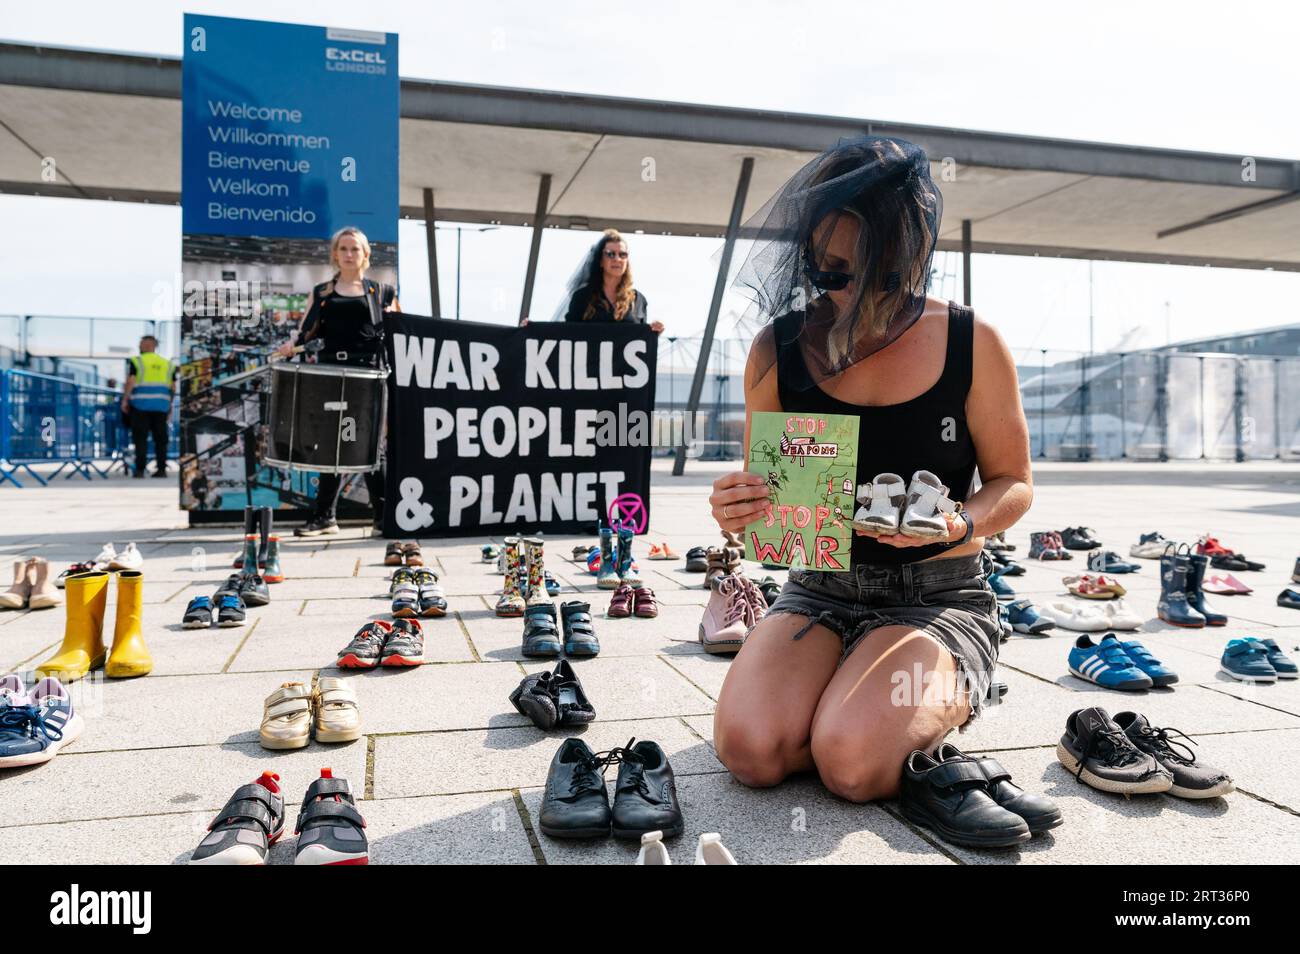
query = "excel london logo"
xmin=324 ymin=27 xmax=390 ymax=75
xmin=49 ymin=884 xmax=151 ymax=934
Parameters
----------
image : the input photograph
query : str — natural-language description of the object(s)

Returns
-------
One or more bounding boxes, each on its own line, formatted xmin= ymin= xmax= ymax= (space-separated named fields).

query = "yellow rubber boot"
xmin=106 ymin=570 xmax=152 ymax=679
xmin=37 ymin=570 xmax=109 ymax=682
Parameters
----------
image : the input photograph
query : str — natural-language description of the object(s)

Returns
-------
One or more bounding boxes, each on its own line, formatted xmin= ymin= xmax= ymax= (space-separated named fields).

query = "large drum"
xmin=264 ymin=363 xmax=387 ymax=474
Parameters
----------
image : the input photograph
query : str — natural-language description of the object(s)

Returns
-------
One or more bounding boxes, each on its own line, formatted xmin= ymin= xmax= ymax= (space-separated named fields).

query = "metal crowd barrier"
xmin=0 ymin=369 xmax=179 ymax=487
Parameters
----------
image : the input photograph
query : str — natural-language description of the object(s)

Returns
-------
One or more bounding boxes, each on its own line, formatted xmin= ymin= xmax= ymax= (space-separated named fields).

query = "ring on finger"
xmin=723 ymin=504 xmax=732 ymax=520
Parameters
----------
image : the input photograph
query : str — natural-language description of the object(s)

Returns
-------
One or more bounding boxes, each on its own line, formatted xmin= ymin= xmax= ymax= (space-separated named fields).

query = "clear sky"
xmin=2 ymin=0 xmax=1298 ymax=365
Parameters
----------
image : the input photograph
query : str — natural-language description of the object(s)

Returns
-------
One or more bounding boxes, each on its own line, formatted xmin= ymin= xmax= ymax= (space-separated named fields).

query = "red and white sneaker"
xmin=293 ymin=769 xmax=368 ymax=866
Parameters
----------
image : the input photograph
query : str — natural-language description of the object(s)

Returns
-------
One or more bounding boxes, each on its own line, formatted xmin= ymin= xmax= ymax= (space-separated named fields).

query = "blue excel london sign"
xmin=181 ymin=14 xmax=399 ymax=243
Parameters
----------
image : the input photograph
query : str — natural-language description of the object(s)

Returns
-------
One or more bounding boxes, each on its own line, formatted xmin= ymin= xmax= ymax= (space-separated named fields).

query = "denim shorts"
xmin=766 ymin=550 xmax=1001 ymax=726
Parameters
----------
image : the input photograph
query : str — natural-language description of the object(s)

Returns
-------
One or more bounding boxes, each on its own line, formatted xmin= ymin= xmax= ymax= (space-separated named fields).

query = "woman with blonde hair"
xmin=276 ymin=226 xmax=400 ymax=536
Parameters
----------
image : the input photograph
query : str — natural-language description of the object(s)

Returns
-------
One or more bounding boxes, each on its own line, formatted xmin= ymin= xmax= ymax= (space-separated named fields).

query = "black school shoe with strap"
xmin=189 ymin=771 xmax=285 ymax=865
xmin=900 ymin=749 xmax=1031 ymax=848
xmin=1113 ymin=711 xmax=1234 ymax=799
xmin=936 ymin=743 xmax=1062 ymax=834
xmin=293 ymin=769 xmax=368 ymax=866
xmin=560 ymin=600 xmax=599 ymax=656
xmin=539 ymin=738 xmax=613 ymax=839
xmin=612 ymin=740 xmax=683 ymax=841
xmin=1057 ymin=706 xmax=1173 ymax=796
xmin=522 ymin=602 xmax=561 ymax=658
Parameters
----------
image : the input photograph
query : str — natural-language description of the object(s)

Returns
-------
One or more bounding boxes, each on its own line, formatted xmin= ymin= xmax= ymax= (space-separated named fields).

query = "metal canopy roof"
xmin=3 ymin=40 xmax=1299 ymax=270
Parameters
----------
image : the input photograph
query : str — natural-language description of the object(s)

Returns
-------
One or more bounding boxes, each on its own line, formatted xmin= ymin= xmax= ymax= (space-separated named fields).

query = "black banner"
xmin=381 ymin=315 xmax=656 ymax=537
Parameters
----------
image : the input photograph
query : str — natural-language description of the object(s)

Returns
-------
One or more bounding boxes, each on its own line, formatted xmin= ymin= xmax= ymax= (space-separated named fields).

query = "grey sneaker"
xmin=1113 ymin=711 xmax=1234 ymax=799
xmin=1057 ymin=706 xmax=1173 ymax=795
xmin=380 ymin=619 xmax=425 ymax=668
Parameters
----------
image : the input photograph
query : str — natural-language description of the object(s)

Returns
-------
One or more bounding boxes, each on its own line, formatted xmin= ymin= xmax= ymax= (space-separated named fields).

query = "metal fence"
xmin=653 ymin=339 xmax=1300 ymax=462
xmin=0 ymin=369 xmax=179 ymax=487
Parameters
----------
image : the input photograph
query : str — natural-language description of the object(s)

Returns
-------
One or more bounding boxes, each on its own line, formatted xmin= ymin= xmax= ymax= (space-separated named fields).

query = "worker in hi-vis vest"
xmin=121 ymin=335 xmax=178 ymax=479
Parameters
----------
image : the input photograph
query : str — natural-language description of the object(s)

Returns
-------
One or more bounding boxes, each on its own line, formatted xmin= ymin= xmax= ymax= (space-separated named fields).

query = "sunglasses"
xmin=802 ymin=246 xmax=902 ymax=293
xmin=603 ymin=250 xmax=629 ymax=260
xmin=802 ymin=246 xmax=852 ymax=291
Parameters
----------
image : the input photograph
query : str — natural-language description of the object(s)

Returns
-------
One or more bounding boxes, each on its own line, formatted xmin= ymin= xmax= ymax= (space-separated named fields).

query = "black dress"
xmin=564 ymin=286 xmax=648 ymax=324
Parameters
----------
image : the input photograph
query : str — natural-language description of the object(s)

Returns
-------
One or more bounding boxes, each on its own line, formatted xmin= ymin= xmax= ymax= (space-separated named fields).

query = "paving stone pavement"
xmin=2 ymin=460 xmax=1299 ymax=864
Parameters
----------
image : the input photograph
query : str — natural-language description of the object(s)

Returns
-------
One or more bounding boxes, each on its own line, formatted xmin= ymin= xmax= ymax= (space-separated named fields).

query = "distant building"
xmin=1018 ymin=325 xmax=1300 ymax=460
xmin=1167 ymin=323 xmax=1300 ymax=357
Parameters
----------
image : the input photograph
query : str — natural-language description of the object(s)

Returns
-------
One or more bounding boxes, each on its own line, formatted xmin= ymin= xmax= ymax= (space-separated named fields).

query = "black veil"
xmin=733 ymin=135 xmax=943 ymax=389
xmin=549 ymin=232 xmax=614 ymax=322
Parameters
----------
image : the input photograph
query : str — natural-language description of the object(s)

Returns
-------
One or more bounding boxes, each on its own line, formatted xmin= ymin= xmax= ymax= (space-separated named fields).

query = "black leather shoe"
xmin=509 ymin=660 xmax=595 ymax=730
xmin=237 ymin=572 xmax=270 ymax=607
xmin=611 ymin=740 xmax=683 ymax=840
xmin=1060 ymin=527 xmax=1101 ymax=550
xmin=1210 ymin=553 xmax=1251 ymax=573
xmin=1278 ymin=588 xmax=1300 ymax=610
xmin=937 ymin=743 xmax=1062 ymax=834
xmin=550 ymin=659 xmax=595 ymax=725
xmin=538 ymin=739 xmax=612 ymax=839
xmin=900 ymin=750 xmax=1031 ymax=848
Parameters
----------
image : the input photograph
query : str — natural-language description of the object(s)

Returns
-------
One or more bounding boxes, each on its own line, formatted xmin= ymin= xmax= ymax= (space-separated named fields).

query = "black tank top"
xmin=774 ymin=301 xmax=978 ymax=567
xmin=319 ymin=291 xmax=382 ymax=362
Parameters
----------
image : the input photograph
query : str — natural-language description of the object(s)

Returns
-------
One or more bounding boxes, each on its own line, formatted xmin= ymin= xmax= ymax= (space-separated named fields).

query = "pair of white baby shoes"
xmin=852 ymin=470 xmax=960 ymax=538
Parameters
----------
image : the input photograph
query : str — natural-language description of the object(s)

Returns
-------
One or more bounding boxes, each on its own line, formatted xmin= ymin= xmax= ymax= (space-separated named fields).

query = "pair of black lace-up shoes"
xmin=539 ymin=738 xmax=682 ymax=840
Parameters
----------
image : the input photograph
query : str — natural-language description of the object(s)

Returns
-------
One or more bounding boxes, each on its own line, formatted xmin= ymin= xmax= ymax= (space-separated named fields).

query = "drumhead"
xmin=270 ymin=363 xmax=387 ymax=381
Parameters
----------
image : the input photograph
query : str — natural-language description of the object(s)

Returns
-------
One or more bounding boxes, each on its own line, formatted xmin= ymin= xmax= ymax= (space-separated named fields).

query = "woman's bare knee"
xmin=714 ymin=715 xmax=804 ymax=788
xmin=810 ymin=730 xmax=902 ymax=803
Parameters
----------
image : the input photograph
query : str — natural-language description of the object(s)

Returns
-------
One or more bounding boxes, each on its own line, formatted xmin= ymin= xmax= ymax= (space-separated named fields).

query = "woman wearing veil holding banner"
xmin=708 ymin=137 xmax=1034 ymax=804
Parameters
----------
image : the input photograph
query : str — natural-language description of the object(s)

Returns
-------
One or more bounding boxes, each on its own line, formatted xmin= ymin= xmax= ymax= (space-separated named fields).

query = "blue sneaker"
xmin=1117 ymin=638 xmax=1178 ymax=687
xmin=988 ymin=571 xmax=1016 ymax=602
xmin=544 ymin=570 xmax=561 ymax=597
xmin=1220 ymin=638 xmax=1277 ymax=683
xmin=0 ymin=677 xmax=83 ymax=769
xmin=1068 ymin=634 xmax=1153 ymax=691
xmin=1005 ymin=599 xmax=1052 ymax=635
xmin=1256 ymin=638 xmax=1297 ymax=679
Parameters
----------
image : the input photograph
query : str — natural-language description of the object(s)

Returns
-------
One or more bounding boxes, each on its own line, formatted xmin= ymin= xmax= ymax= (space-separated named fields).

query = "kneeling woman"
xmin=709 ymin=137 xmax=1032 ymax=803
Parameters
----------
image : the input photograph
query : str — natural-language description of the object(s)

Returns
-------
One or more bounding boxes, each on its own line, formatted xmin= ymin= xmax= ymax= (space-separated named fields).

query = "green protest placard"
xmin=744 ymin=411 xmax=859 ymax=571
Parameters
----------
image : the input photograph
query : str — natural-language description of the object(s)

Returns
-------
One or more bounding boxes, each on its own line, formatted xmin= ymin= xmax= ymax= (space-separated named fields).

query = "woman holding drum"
xmin=274 ymin=226 xmax=399 ymax=536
